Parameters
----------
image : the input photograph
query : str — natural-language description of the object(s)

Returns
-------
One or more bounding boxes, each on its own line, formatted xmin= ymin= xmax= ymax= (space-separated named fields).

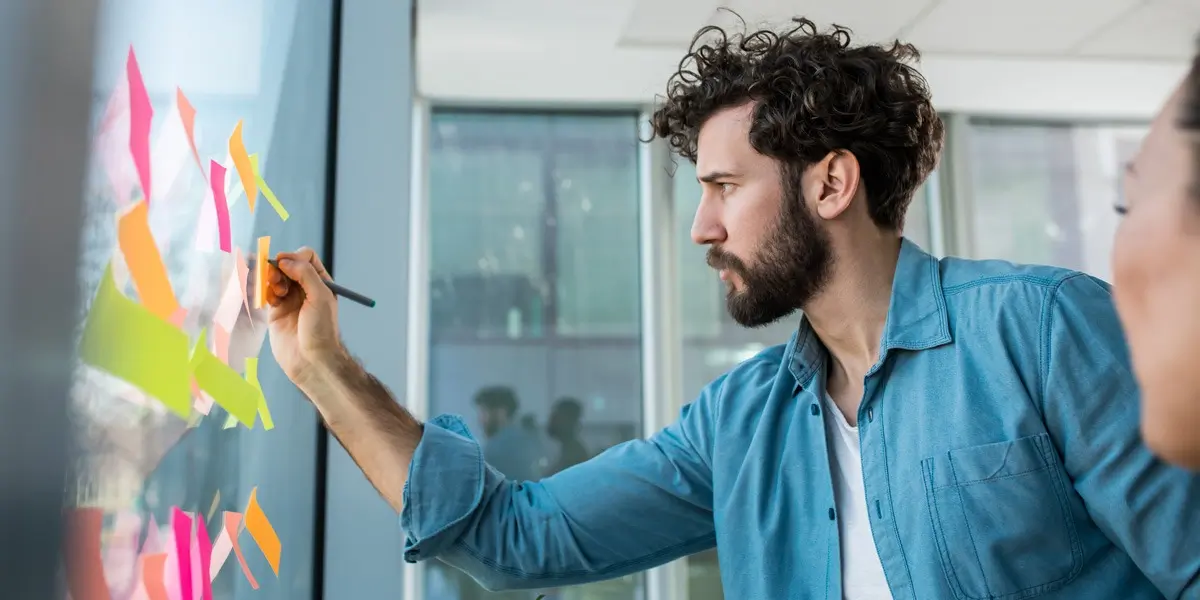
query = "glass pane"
xmin=428 ymin=111 xmax=643 ymax=600
xmin=70 ymin=1 xmax=333 ymax=598
xmin=963 ymin=120 xmax=1148 ymax=280
xmin=673 ymin=158 xmax=938 ymax=597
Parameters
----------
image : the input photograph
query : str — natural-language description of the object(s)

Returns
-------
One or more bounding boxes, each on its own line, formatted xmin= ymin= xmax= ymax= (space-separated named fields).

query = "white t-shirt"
xmin=823 ymin=394 xmax=893 ymax=600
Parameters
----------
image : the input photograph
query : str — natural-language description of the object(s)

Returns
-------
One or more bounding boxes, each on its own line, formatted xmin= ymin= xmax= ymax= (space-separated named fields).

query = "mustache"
xmin=706 ymin=246 xmax=748 ymax=274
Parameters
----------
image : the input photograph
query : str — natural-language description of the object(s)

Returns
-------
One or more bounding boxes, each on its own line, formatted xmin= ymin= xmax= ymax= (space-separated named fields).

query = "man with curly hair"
xmin=1113 ymin=37 xmax=1200 ymax=470
xmin=264 ymin=18 xmax=1200 ymax=599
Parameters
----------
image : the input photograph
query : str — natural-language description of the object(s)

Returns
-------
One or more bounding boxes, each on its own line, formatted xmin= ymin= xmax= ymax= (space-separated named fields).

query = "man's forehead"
xmin=697 ymin=104 xmax=756 ymax=174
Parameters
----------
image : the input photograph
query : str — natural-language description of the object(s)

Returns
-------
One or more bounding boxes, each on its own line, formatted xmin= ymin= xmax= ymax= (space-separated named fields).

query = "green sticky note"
xmin=246 ymin=357 xmax=274 ymax=430
xmin=80 ymin=265 xmax=191 ymax=419
xmin=222 ymin=413 xmax=239 ymax=429
xmin=249 ymin=154 xmax=289 ymax=222
xmin=190 ymin=329 xmax=258 ymax=427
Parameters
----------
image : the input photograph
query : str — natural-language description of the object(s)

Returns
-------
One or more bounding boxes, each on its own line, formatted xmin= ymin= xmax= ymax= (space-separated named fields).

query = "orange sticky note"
xmin=229 ymin=121 xmax=257 ymax=212
xmin=255 ymin=236 xmax=270 ymax=309
xmin=118 ymin=199 xmax=179 ymax=320
xmin=141 ymin=553 xmax=170 ymax=600
xmin=224 ymin=512 xmax=258 ymax=589
xmin=64 ymin=508 xmax=111 ymax=600
xmin=244 ymin=488 xmax=281 ymax=576
xmin=176 ymin=88 xmax=204 ymax=177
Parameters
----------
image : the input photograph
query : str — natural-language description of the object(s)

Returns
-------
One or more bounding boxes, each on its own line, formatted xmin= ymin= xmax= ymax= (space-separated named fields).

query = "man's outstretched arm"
xmin=267 ymin=248 xmax=719 ymax=591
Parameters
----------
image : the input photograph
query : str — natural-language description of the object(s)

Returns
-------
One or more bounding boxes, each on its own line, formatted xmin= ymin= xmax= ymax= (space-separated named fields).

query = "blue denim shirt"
xmin=400 ymin=240 xmax=1200 ymax=599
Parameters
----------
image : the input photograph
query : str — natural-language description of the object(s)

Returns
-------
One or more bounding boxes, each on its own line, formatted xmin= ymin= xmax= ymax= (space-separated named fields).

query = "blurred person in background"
xmin=473 ymin=386 xmax=546 ymax=482
xmin=546 ymin=397 xmax=589 ymax=474
xmin=266 ymin=17 xmax=1200 ymax=599
xmin=1113 ymin=36 xmax=1200 ymax=469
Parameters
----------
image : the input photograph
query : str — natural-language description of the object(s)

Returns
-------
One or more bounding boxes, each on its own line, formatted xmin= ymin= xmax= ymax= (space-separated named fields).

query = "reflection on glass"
xmin=964 ymin=120 xmax=1147 ymax=280
xmin=427 ymin=111 xmax=643 ymax=600
xmin=69 ymin=1 xmax=332 ymax=598
xmin=670 ymin=159 xmax=935 ymax=598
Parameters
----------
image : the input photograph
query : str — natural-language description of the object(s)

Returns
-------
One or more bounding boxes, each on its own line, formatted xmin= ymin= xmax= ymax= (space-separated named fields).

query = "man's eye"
xmin=720 ymin=183 xmax=735 ymax=194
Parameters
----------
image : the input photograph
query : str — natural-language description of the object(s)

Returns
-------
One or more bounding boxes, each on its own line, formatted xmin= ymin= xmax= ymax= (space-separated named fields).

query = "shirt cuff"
xmin=400 ymin=414 xmax=488 ymax=563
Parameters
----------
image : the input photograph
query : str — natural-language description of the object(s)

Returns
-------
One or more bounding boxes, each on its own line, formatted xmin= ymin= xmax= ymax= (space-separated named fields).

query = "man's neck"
xmin=804 ymin=235 xmax=902 ymax=375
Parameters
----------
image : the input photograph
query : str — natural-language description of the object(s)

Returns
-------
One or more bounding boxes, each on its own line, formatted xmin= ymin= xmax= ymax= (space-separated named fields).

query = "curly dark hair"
xmin=649 ymin=16 xmax=944 ymax=231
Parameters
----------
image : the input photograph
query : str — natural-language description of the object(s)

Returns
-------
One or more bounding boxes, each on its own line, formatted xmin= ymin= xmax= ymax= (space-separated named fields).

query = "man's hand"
xmin=266 ymin=247 xmax=344 ymax=392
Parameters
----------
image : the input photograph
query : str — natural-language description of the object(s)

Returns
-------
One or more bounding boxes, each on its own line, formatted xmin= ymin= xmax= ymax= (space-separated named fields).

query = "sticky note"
xmin=176 ymin=88 xmax=204 ymax=177
xmin=171 ymin=508 xmax=194 ymax=600
xmin=229 ymin=121 xmax=257 ymax=213
xmin=118 ymin=200 xmax=180 ymax=320
xmin=64 ymin=508 xmax=112 ymax=600
xmin=127 ymin=47 xmax=153 ymax=202
xmin=208 ymin=526 xmax=232 ymax=582
xmin=214 ymin=258 xmax=244 ymax=334
xmin=97 ymin=75 xmax=135 ymax=207
xmin=80 ymin=265 xmax=191 ymax=419
xmin=224 ymin=512 xmax=259 ymax=589
xmin=209 ymin=161 xmax=231 ymax=253
xmin=213 ymin=324 xmax=230 ymax=365
xmin=236 ymin=247 xmax=252 ymax=323
xmin=246 ymin=358 xmax=274 ymax=430
xmin=196 ymin=518 xmax=213 ymax=600
xmin=244 ymin=488 xmax=281 ymax=576
xmin=207 ymin=492 xmax=221 ymax=524
xmin=248 ymin=154 xmax=289 ymax=221
xmin=149 ymin=100 xmax=190 ymax=204
xmin=255 ymin=237 xmax=270 ymax=309
xmin=223 ymin=413 xmax=239 ymax=429
xmin=191 ymin=329 xmax=258 ymax=427
xmin=141 ymin=553 xmax=170 ymax=600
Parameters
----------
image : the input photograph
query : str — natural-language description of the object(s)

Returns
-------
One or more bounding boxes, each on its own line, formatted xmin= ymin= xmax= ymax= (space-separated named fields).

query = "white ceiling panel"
xmin=618 ymin=0 xmax=722 ymax=47
xmin=905 ymin=0 xmax=1143 ymax=55
xmin=711 ymin=0 xmax=935 ymax=44
xmin=1076 ymin=0 xmax=1198 ymax=59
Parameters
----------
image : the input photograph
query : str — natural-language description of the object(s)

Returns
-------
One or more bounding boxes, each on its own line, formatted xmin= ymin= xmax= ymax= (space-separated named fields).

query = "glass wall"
xmin=70 ymin=1 xmax=334 ymax=598
xmin=427 ymin=110 xmax=644 ymax=600
xmin=962 ymin=120 xmax=1148 ymax=280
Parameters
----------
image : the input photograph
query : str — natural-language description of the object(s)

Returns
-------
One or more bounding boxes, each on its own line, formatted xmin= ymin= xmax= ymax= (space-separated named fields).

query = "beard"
xmin=706 ymin=178 xmax=833 ymax=328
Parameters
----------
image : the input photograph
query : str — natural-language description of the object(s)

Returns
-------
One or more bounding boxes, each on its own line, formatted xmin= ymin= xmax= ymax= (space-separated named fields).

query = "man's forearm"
xmin=299 ymin=347 xmax=424 ymax=513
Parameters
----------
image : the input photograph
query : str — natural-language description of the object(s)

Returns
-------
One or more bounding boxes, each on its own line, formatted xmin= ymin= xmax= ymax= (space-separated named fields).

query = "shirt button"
xmin=810 ymin=403 xmax=820 ymax=416
xmin=828 ymin=507 xmax=837 ymax=521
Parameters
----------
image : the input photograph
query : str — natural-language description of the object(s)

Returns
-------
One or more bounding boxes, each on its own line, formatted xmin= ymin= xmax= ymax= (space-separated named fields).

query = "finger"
xmin=279 ymin=247 xmax=332 ymax=281
xmin=275 ymin=256 xmax=333 ymax=302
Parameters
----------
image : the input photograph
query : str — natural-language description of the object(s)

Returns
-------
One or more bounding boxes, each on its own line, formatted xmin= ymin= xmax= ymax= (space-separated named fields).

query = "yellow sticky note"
xmin=229 ymin=120 xmax=257 ymax=212
xmin=80 ymin=265 xmax=191 ymax=419
xmin=191 ymin=329 xmax=258 ymax=427
xmin=245 ymin=358 xmax=274 ymax=430
xmin=244 ymin=488 xmax=281 ymax=576
xmin=223 ymin=414 xmax=239 ymax=429
xmin=255 ymin=237 xmax=270 ymax=309
xmin=249 ymin=154 xmax=289 ymax=221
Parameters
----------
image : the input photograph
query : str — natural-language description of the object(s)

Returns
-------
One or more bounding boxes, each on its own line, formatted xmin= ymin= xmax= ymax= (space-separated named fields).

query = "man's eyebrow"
xmin=698 ymin=171 xmax=738 ymax=183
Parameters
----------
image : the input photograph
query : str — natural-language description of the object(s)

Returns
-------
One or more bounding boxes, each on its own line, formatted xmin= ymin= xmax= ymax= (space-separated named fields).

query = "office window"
xmin=963 ymin=120 xmax=1147 ymax=280
xmin=670 ymin=159 xmax=936 ymax=600
xmin=428 ymin=111 xmax=643 ymax=600
xmin=71 ymin=1 xmax=334 ymax=598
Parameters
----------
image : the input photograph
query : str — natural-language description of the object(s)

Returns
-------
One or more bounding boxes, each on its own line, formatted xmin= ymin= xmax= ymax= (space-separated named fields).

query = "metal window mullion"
xmin=403 ymin=97 xmax=431 ymax=600
xmin=940 ymin=113 xmax=977 ymax=258
xmin=638 ymin=112 xmax=689 ymax=600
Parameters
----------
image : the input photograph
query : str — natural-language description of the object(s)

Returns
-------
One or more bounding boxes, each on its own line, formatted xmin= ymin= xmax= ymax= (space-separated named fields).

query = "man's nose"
xmin=691 ymin=196 xmax=726 ymax=246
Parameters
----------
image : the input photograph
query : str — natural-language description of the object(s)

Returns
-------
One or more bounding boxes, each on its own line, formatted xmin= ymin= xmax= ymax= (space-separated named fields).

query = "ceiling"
xmin=421 ymin=0 xmax=1198 ymax=61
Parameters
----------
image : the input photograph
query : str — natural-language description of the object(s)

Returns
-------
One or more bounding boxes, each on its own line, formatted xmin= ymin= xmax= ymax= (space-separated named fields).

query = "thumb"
xmin=276 ymin=257 xmax=331 ymax=301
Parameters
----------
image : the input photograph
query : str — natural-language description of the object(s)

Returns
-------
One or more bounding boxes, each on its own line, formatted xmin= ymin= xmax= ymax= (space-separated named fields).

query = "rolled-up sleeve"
xmin=400 ymin=414 xmax=489 ymax=563
xmin=398 ymin=379 xmax=724 ymax=591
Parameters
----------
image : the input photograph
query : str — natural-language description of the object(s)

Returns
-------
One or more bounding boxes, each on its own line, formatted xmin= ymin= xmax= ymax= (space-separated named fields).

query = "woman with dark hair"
xmin=1112 ymin=36 xmax=1200 ymax=468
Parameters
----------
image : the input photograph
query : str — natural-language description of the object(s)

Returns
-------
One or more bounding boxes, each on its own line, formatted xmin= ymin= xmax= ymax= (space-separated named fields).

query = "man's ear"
xmin=813 ymin=150 xmax=861 ymax=221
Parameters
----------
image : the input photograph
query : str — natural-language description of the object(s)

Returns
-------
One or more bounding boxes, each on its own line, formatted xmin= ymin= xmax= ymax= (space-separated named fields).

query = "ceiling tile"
xmin=713 ymin=0 xmax=935 ymax=44
xmin=1075 ymin=0 xmax=1197 ymax=59
xmin=618 ymin=0 xmax=722 ymax=47
xmin=905 ymin=0 xmax=1143 ymax=55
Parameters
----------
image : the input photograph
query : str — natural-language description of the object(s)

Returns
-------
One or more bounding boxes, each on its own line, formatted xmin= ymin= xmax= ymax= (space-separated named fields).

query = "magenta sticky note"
xmin=126 ymin=47 xmax=153 ymax=203
xmin=209 ymin=161 xmax=231 ymax=253
xmin=170 ymin=508 xmax=193 ymax=600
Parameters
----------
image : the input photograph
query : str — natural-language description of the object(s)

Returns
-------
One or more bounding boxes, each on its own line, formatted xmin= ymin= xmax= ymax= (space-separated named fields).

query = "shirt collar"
xmin=787 ymin=238 xmax=952 ymax=387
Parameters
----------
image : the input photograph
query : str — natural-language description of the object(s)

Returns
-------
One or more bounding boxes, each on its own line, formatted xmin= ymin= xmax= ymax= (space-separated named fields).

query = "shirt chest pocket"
xmin=921 ymin=433 xmax=1084 ymax=600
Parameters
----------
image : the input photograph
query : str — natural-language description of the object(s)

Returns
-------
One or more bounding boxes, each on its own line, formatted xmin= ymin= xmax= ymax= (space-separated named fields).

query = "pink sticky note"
xmin=168 ymin=307 xmax=188 ymax=329
xmin=142 ymin=553 xmax=170 ymax=600
xmin=224 ymin=512 xmax=258 ymax=589
xmin=127 ymin=47 xmax=153 ymax=202
xmin=196 ymin=520 xmax=213 ymax=600
xmin=207 ymin=527 xmax=233 ymax=582
xmin=209 ymin=161 xmax=231 ymax=253
xmin=171 ymin=508 xmax=194 ymax=600
xmin=213 ymin=324 xmax=231 ymax=365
